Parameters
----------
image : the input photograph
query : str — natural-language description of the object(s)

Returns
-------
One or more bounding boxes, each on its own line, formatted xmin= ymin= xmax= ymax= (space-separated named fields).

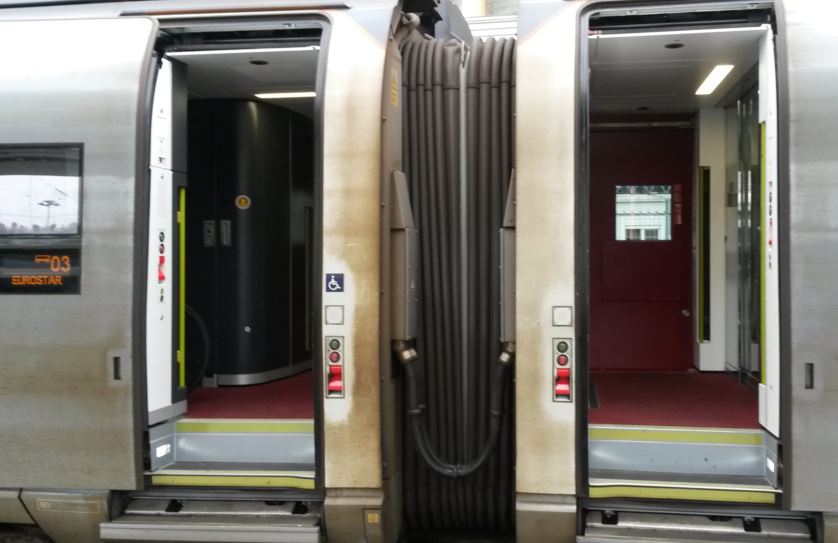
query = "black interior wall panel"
xmin=186 ymin=100 xmax=313 ymax=384
xmin=401 ymin=37 xmax=516 ymax=537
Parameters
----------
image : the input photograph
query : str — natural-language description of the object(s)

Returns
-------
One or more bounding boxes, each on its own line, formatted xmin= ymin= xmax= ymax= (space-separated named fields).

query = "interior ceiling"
xmin=589 ymin=27 xmax=762 ymax=115
xmin=168 ymin=47 xmax=318 ymax=118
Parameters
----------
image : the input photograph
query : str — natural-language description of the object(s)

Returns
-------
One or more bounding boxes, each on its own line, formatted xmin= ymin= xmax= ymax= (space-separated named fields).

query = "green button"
xmin=557 ymin=341 xmax=569 ymax=353
xmin=329 ymin=338 xmax=341 ymax=351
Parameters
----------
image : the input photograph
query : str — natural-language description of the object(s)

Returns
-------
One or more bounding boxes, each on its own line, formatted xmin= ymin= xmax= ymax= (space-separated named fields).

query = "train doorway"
xmin=583 ymin=13 xmax=782 ymax=505
xmin=141 ymin=21 xmax=324 ymax=496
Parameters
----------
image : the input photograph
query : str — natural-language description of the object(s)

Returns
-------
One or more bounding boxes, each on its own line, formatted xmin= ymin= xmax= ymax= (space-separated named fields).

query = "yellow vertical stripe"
xmin=697 ymin=169 xmax=705 ymax=341
xmin=178 ymin=187 xmax=187 ymax=388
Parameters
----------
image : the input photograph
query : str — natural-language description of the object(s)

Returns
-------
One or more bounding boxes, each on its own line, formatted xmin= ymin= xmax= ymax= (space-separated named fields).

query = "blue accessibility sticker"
xmin=325 ymin=273 xmax=344 ymax=293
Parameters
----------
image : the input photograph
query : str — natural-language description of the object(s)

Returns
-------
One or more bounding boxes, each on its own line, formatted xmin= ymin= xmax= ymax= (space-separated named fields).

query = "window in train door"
xmin=615 ymin=185 xmax=672 ymax=241
xmin=0 ymin=144 xmax=83 ymax=294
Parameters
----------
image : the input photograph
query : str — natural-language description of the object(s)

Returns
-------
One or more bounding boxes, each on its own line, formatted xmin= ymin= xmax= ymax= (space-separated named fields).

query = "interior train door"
xmin=0 ymin=17 xmax=158 ymax=490
xmin=589 ymin=129 xmax=695 ymax=371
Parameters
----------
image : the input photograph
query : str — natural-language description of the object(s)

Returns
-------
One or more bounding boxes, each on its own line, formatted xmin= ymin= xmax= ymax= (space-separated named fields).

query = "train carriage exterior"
xmin=0 ymin=0 xmax=836 ymax=542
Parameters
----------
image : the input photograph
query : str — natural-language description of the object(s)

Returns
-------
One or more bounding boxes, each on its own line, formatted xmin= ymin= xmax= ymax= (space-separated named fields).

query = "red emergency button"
xmin=555 ymin=382 xmax=571 ymax=396
xmin=158 ymin=255 xmax=166 ymax=283
xmin=557 ymin=354 xmax=569 ymax=366
xmin=554 ymin=367 xmax=571 ymax=401
xmin=327 ymin=365 xmax=344 ymax=395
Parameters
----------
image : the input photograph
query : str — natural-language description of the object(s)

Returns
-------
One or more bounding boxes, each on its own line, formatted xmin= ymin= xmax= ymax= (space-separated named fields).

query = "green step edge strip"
xmin=176 ymin=420 xmax=315 ymax=434
xmin=152 ymin=474 xmax=315 ymax=489
xmin=589 ymin=485 xmax=775 ymax=504
xmin=589 ymin=427 xmax=763 ymax=445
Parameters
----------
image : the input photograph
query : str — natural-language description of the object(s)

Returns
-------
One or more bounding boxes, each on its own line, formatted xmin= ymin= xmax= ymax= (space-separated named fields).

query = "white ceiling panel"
xmin=589 ymin=27 xmax=762 ymax=114
xmin=167 ymin=47 xmax=318 ymax=117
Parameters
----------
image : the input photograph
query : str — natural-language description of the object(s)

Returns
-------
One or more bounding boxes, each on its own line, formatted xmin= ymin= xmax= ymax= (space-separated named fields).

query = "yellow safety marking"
xmin=178 ymin=187 xmax=187 ymax=388
xmin=175 ymin=419 xmax=315 ymax=434
xmin=589 ymin=426 xmax=763 ymax=445
xmin=152 ymin=475 xmax=315 ymax=489
xmin=697 ymin=168 xmax=706 ymax=342
xmin=589 ymin=485 xmax=775 ymax=504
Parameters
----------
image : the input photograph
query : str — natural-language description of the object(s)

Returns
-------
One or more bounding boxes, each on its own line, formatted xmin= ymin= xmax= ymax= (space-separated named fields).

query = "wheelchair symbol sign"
xmin=326 ymin=273 xmax=344 ymax=293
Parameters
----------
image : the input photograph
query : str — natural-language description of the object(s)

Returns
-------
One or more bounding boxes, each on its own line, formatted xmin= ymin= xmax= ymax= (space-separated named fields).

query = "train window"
xmin=0 ymin=145 xmax=82 ymax=236
xmin=0 ymin=145 xmax=82 ymax=294
xmin=615 ymin=185 xmax=671 ymax=241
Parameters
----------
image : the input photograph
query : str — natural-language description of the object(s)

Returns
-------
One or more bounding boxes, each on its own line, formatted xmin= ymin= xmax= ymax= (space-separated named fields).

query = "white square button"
xmin=552 ymin=306 xmax=572 ymax=327
xmin=325 ymin=305 xmax=345 ymax=325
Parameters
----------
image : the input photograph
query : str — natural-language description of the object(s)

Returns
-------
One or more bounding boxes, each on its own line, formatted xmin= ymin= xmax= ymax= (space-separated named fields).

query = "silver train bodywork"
xmin=0 ymin=0 xmax=836 ymax=541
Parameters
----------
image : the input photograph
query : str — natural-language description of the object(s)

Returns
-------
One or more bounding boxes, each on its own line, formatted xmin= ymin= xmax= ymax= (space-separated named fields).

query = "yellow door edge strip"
xmin=589 ymin=485 xmax=775 ymax=504
xmin=151 ymin=475 xmax=316 ymax=489
xmin=176 ymin=420 xmax=315 ymax=434
xmin=178 ymin=187 xmax=187 ymax=388
xmin=589 ymin=427 xmax=763 ymax=445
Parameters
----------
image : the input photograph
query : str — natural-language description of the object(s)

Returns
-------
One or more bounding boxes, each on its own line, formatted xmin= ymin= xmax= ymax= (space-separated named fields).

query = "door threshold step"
xmin=149 ymin=469 xmax=315 ymax=489
xmin=124 ymin=497 xmax=321 ymax=518
xmin=589 ymin=477 xmax=778 ymax=504
xmin=588 ymin=425 xmax=778 ymax=482
xmin=101 ymin=515 xmax=319 ymax=542
xmin=150 ymin=418 xmax=315 ymax=471
xmin=175 ymin=418 xmax=315 ymax=434
xmin=579 ymin=511 xmax=811 ymax=542
xmin=589 ymin=425 xmax=764 ymax=444
xmin=102 ymin=498 xmax=321 ymax=541
xmin=150 ymin=461 xmax=315 ymax=472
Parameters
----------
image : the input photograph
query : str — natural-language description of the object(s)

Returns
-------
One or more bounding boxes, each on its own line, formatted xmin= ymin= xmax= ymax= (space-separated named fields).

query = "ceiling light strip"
xmin=255 ymin=91 xmax=316 ymax=99
xmin=167 ymin=46 xmax=319 ymax=57
xmin=695 ymin=65 xmax=735 ymax=95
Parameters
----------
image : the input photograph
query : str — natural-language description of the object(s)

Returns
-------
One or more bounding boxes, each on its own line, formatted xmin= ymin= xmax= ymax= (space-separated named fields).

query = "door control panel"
xmin=552 ymin=338 xmax=572 ymax=402
xmin=325 ymin=336 xmax=345 ymax=398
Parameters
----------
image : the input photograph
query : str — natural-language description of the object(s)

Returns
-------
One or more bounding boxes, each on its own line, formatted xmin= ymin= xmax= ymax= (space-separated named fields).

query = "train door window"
xmin=0 ymin=145 xmax=82 ymax=294
xmin=0 ymin=146 xmax=81 ymax=236
xmin=615 ymin=185 xmax=672 ymax=241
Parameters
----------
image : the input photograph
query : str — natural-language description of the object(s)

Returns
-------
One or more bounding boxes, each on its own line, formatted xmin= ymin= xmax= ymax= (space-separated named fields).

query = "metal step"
xmin=100 ymin=498 xmax=320 ymax=542
xmin=150 ymin=419 xmax=315 ymax=471
xmin=579 ymin=511 xmax=811 ymax=542
xmin=588 ymin=475 xmax=779 ymax=504
xmin=589 ymin=425 xmax=778 ymax=483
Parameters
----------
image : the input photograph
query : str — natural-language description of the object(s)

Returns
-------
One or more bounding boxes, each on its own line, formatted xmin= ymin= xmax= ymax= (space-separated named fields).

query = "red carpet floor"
xmin=589 ymin=372 xmax=759 ymax=428
xmin=186 ymin=371 xmax=314 ymax=419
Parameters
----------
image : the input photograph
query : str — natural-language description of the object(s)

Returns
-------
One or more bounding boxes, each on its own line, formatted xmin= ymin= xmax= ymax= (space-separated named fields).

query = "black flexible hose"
xmin=398 ymin=341 xmax=513 ymax=478
xmin=186 ymin=305 xmax=211 ymax=392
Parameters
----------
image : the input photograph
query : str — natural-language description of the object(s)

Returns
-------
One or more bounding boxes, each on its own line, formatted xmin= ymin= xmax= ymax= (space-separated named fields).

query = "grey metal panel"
xmin=0 ymin=489 xmax=34 ymax=525
xmin=781 ymin=0 xmax=838 ymax=513
xmin=0 ymin=17 xmax=157 ymax=490
xmin=175 ymin=432 xmax=315 ymax=465
xmin=100 ymin=517 xmax=319 ymax=543
xmin=589 ymin=440 xmax=766 ymax=478
xmin=21 ymin=490 xmax=111 ymax=543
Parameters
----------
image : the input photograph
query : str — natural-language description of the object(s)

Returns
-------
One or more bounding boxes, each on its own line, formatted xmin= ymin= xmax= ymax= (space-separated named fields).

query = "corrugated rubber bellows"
xmin=401 ymin=37 xmax=516 ymax=536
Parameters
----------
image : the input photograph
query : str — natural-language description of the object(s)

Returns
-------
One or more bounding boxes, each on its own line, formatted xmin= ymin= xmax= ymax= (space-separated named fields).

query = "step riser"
xmin=149 ymin=421 xmax=315 ymax=471
xmin=177 ymin=433 xmax=314 ymax=465
xmin=589 ymin=440 xmax=766 ymax=477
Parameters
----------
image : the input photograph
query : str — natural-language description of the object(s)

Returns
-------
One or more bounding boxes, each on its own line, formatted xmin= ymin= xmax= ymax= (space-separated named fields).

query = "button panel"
xmin=552 ymin=338 xmax=573 ymax=402
xmin=325 ymin=336 xmax=344 ymax=398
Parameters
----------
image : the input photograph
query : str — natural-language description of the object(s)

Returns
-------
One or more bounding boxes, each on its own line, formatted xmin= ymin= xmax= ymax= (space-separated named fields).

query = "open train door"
xmin=0 ymin=16 xmax=157 ymax=500
xmin=758 ymin=24 xmax=781 ymax=439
